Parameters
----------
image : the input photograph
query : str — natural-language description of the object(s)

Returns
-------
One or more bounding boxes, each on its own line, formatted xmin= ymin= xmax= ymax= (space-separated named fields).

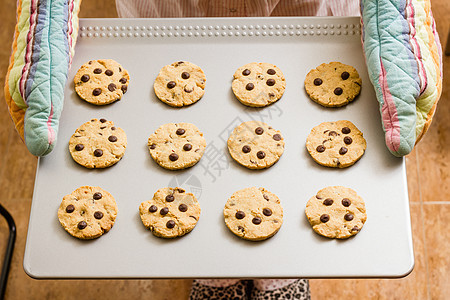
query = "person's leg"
xmin=251 ymin=279 xmax=310 ymax=300
xmin=189 ymin=279 xmax=249 ymax=300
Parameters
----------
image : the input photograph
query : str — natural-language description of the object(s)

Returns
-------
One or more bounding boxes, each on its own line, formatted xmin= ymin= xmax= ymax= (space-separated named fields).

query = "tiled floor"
xmin=0 ymin=0 xmax=448 ymax=299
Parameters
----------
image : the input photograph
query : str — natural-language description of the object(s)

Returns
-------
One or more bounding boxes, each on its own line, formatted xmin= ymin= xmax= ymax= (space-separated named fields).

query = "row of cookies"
xmin=58 ymin=185 xmax=367 ymax=240
xmin=69 ymin=119 xmax=367 ymax=170
xmin=74 ymin=59 xmax=361 ymax=109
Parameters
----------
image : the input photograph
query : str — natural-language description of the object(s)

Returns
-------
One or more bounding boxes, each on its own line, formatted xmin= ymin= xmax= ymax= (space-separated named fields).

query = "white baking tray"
xmin=24 ymin=17 xmax=413 ymax=279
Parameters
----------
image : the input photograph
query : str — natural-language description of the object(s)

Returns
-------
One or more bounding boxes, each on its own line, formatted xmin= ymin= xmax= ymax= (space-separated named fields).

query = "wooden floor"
xmin=0 ymin=0 xmax=448 ymax=299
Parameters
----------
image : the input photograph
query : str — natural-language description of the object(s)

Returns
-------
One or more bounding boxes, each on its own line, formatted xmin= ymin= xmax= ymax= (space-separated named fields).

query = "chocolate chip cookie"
xmin=148 ymin=122 xmax=206 ymax=170
xmin=139 ymin=187 xmax=201 ymax=238
xmin=69 ymin=118 xmax=127 ymax=169
xmin=232 ymin=62 xmax=286 ymax=107
xmin=305 ymin=186 xmax=367 ymax=239
xmin=74 ymin=59 xmax=130 ymax=105
xmin=154 ymin=61 xmax=206 ymax=107
xmin=304 ymin=62 xmax=361 ymax=107
xmin=306 ymin=120 xmax=366 ymax=168
xmin=224 ymin=187 xmax=283 ymax=241
xmin=227 ymin=121 xmax=285 ymax=169
xmin=57 ymin=186 xmax=118 ymax=240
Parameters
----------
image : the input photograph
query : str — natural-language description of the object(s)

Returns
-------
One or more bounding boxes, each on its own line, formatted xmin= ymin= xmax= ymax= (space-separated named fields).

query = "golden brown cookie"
xmin=153 ymin=61 xmax=206 ymax=107
xmin=304 ymin=62 xmax=361 ymax=107
xmin=57 ymin=186 xmax=118 ymax=240
xmin=306 ymin=120 xmax=366 ymax=168
xmin=224 ymin=187 xmax=283 ymax=241
xmin=139 ymin=187 xmax=201 ymax=238
xmin=232 ymin=62 xmax=286 ymax=107
xmin=74 ymin=59 xmax=130 ymax=105
xmin=305 ymin=186 xmax=367 ymax=239
xmin=147 ymin=122 xmax=206 ymax=170
xmin=69 ymin=118 xmax=127 ymax=169
xmin=227 ymin=121 xmax=285 ymax=169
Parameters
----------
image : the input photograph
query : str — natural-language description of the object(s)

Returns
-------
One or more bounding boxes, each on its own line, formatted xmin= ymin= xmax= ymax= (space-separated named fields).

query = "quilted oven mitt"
xmin=4 ymin=0 xmax=81 ymax=156
xmin=361 ymin=0 xmax=443 ymax=157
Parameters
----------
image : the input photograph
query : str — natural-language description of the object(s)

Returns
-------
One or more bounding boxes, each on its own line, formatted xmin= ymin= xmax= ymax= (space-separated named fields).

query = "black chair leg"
xmin=0 ymin=204 xmax=16 ymax=300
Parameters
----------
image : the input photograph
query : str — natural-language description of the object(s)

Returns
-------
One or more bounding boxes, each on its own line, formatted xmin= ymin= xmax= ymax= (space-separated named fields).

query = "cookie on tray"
xmin=232 ymin=62 xmax=286 ymax=107
xmin=74 ymin=59 xmax=130 ymax=105
xmin=139 ymin=187 xmax=201 ymax=238
xmin=153 ymin=61 xmax=206 ymax=107
xmin=306 ymin=120 xmax=366 ymax=168
xmin=304 ymin=62 xmax=361 ymax=107
xmin=224 ymin=187 xmax=283 ymax=241
xmin=227 ymin=121 xmax=285 ymax=169
xmin=148 ymin=122 xmax=206 ymax=170
xmin=57 ymin=186 xmax=118 ymax=240
xmin=305 ymin=186 xmax=367 ymax=239
xmin=69 ymin=118 xmax=127 ymax=169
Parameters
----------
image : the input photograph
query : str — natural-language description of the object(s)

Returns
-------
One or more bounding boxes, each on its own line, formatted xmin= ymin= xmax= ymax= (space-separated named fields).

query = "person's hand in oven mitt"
xmin=4 ymin=0 xmax=442 ymax=157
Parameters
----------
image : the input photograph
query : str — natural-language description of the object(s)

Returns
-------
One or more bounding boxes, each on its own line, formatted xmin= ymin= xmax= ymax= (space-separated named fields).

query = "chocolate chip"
xmin=314 ymin=78 xmax=323 ymax=86
xmin=88 ymin=61 xmax=92 ymax=65
xmin=344 ymin=213 xmax=354 ymax=221
xmin=179 ymin=204 xmax=188 ymax=212
xmin=92 ymin=88 xmax=102 ymax=96
xmin=344 ymin=136 xmax=353 ymax=145
xmin=341 ymin=71 xmax=350 ymax=80
xmin=93 ymin=68 xmax=102 ymax=74
xmin=334 ymin=87 xmax=343 ymax=95
xmin=177 ymin=188 xmax=185 ymax=193
xmin=181 ymin=72 xmax=190 ymax=79
xmin=176 ymin=128 xmax=185 ymax=135
xmin=163 ymin=195 xmax=174 ymax=203
xmin=105 ymin=69 xmax=113 ymax=76
xmin=160 ymin=207 xmax=169 ymax=215
xmin=108 ymin=83 xmax=116 ymax=92
xmin=149 ymin=143 xmax=156 ymax=149
xmin=78 ymin=221 xmax=87 ymax=230
xmin=257 ymin=151 xmax=266 ymax=159
xmin=263 ymin=194 xmax=269 ymax=201
xmin=75 ymin=144 xmax=84 ymax=151
xmin=66 ymin=205 xmax=75 ymax=213
xmin=328 ymin=131 xmax=338 ymax=136
xmin=118 ymin=67 xmax=122 ymax=72
xmin=166 ymin=220 xmax=176 ymax=228
xmin=235 ymin=211 xmax=245 ymax=219
xmin=273 ymin=134 xmax=281 ymax=141
xmin=99 ymin=118 xmax=107 ymax=123
xmin=339 ymin=147 xmax=348 ymax=155
xmin=167 ymin=81 xmax=176 ymax=89
xmin=93 ymin=192 xmax=102 ymax=200
xmin=108 ymin=135 xmax=117 ymax=142
xmin=252 ymin=217 xmax=262 ymax=225
xmin=342 ymin=127 xmax=351 ymax=134
xmin=320 ymin=214 xmax=330 ymax=223
xmin=316 ymin=145 xmax=325 ymax=152
xmin=94 ymin=211 xmax=103 ymax=219
xmin=266 ymin=79 xmax=276 ymax=86
xmin=342 ymin=198 xmax=351 ymax=207
xmin=180 ymin=143 xmax=192 ymax=152
xmin=351 ymin=226 xmax=360 ymax=232
xmin=242 ymin=69 xmax=251 ymax=76
xmin=119 ymin=77 xmax=127 ymax=84
xmin=241 ymin=145 xmax=251 ymax=153
xmin=121 ymin=85 xmax=128 ymax=93
xmin=238 ymin=226 xmax=245 ymax=232
xmin=269 ymin=93 xmax=275 ymax=97
xmin=246 ymin=83 xmax=254 ymax=90
xmin=323 ymin=198 xmax=334 ymax=206
xmin=184 ymin=87 xmax=193 ymax=93
xmin=94 ymin=149 xmax=103 ymax=157
xmin=267 ymin=69 xmax=276 ymax=75
xmin=255 ymin=127 xmax=264 ymax=135
xmin=263 ymin=208 xmax=272 ymax=216
xmin=169 ymin=153 xmax=179 ymax=161
xmin=149 ymin=205 xmax=157 ymax=213
xmin=111 ymin=127 xmax=116 ymax=130
xmin=81 ymin=74 xmax=90 ymax=82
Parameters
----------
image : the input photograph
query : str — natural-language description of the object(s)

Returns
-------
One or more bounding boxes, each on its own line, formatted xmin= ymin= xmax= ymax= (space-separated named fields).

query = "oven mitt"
xmin=361 ymin=0 xmax=442 ymax=157
xmin=4 ymin=0 xmax=81 ymax=156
